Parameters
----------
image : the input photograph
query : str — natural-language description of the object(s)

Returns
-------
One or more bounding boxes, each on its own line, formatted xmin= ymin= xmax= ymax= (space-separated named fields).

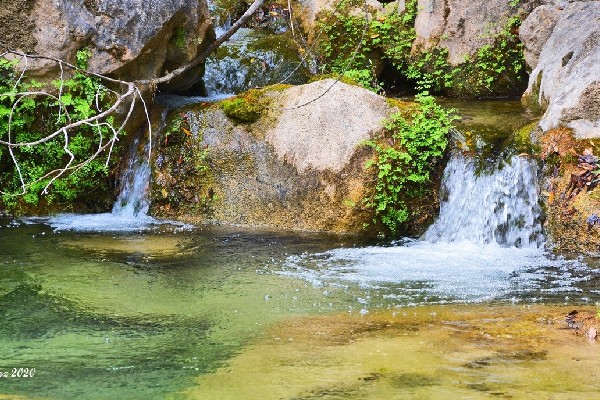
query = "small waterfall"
xmin=111 ymin=140 xmax=150 ymax=218
xmin=203 ymin=28 xmax=310 ymax=96
xmin=43 ymin=133 xmax=175 ymax=232
xmin=424 ymin=154 xmax=543 ymax=247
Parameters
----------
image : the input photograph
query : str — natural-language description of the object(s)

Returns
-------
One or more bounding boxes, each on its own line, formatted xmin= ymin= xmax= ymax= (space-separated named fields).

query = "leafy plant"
xmin=364 ymin=93 xmax=457 ymax=234
xmin=316 ymin=3 xmax=526 ymax=97
xmin=316 ymin=0 xmax=417 ymax=92
xmin=0 ymin=49 xmax=122 ymax=212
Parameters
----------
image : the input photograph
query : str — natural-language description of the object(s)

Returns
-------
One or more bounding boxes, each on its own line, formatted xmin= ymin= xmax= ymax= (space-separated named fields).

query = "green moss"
xmin=220 ymin=89 xmax=271 ymax=124
xmin=172 ymin=26 xmax=187 ymax=51
xmin=513 ymin=121 xmax=539 ymax=154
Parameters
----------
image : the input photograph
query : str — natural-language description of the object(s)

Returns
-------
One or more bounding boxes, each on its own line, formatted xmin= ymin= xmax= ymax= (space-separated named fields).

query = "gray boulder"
xmin=151 ymin=79 xmax=397 ymax=233
xmin=521 ymin=1 xmax=600 ymax=138
xmin=2 ymin=0 xmax=214 ymax=91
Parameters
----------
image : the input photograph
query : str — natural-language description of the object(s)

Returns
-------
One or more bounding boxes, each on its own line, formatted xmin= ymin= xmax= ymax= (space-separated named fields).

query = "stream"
xmin=1 ymin=219 xmax=599 ymax=399
xmin=2 ymin=97 xmax=600 ymax=398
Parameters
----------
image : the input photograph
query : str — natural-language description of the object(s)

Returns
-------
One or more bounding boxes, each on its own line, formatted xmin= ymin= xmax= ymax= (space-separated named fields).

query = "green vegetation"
xmin=316 ymin=0 xmax=417 ymax=92
xmin=173 ymin=26 xmax=187 ymax=51
xmin=316 ymin=1 xmax=526 ymax=97
xmin=221 ymin=89 xmax=271 ymax=124
xmin=364 ymin=93 xmax=457 ymax=234
xmin=0 ymin=49 xmax=121 ymax=212
xmin=152 ymin=111 xmax=217 ymax=217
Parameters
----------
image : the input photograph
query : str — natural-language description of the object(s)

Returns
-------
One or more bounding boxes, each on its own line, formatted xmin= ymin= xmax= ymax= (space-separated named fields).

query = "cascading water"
xmin=42 ymin=137 xmax=171 ymax=232
xmin=203 ymin=28 xmax=310 ymax=96
xmin=281 ymin=146 xmax=585 ymax=305
xmin=424 ymin=154 xmax=543 ymax=247
xmin=111 ymin=140 xmax=151 ymax=219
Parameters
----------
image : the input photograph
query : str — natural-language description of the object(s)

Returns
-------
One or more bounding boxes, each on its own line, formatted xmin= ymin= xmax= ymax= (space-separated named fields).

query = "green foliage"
xmin=408 ymin=16 xmax=526 ymax=96
xmin=316 ymin=3 xmax=526 ymax=97
xmin=316 ymin=0 xmax=417 ymax=92
xmin=405 ymin=48 xmax=456 ymax=93
xmin=0 ymin=49 xmax=121 ymax=212
xmin=221 ymin=89 xmax=270 ymax=124
xmin=364 ymin=93 xmax=457 ymax=234
xmin=452 ymin=16 xmax=526 ymax=96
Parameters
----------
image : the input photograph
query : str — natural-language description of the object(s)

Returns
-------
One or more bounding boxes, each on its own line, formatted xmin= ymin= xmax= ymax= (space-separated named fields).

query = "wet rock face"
xmin=151 ymin=80 xmax=396 ymax=233
xmin=521 ymin=1 xmax=600 ymax=139
xmin=5 ymin=0 xmax=213 ymax=91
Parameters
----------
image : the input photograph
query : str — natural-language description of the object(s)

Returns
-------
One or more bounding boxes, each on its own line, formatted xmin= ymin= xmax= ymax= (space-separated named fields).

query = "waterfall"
xmin=423 ymin=154 xmax=543 ymax=247
xmin=111 ymin=139 xmax=150 ymax=218
xmin=280 ymin=154 xmax=565 ymax=304
xmin=43 ymin=136 xmax=163 ymax=232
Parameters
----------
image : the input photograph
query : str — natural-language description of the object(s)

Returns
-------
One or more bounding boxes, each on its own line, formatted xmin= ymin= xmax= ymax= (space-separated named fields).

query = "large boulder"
xmin=151 ymin=79 xmax=398 ymax=233
xmin=1 ymin=0 xmax=214 ymax=92
xmin=521 ymin=1 xmax=600 ymax=138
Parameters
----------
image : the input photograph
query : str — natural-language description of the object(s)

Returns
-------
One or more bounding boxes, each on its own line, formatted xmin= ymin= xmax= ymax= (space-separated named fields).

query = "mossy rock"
xmin=220 ymin=89 xmax=271 ymax=124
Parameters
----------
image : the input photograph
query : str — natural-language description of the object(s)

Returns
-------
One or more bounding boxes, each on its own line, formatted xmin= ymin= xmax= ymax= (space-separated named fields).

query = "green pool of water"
xmin=1 ymin=221 xmax=599 ymax=399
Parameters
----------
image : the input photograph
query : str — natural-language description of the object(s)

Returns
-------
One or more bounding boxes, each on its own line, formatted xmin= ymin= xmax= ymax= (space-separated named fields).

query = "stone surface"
xmin=151 ymin=80 xmax=398 ymax=233
xmin=519 ymin=5 xmax=560 ymax=68
xmin=266 ymin=79 xmax=393 ymax=173
xmin=522 ymin=1 xmax=600 ymax=138
xmin=413 ymin=0 xmax=541 ymax=65
xmin=4 ymin=0 xmax=214 ymax=91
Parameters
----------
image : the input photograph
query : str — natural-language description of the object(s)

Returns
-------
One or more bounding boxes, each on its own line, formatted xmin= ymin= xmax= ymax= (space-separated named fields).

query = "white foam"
xmin=281 ymin=241 xmax=584 ymax=303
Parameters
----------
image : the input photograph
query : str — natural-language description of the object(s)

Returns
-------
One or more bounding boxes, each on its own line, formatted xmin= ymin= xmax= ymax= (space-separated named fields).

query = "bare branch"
xmin=0 ymin=0 xmax=265 ymax=199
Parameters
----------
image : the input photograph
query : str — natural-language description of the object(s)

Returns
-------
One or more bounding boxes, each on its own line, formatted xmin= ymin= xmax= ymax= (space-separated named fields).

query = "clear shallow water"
xmin=1 ymin=220 xmax=599 ymax=399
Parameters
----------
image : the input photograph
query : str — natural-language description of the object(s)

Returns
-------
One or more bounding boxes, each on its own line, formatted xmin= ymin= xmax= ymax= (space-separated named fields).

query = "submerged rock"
xmin=521 ymin=1 xmax=600 ymax=139
xmin=151 ymin=79 xmax=398 ymax=233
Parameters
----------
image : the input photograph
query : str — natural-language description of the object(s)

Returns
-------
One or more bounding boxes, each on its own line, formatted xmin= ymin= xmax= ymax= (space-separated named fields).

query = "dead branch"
xmin=0 ymin=0 xmax=265 ymax=198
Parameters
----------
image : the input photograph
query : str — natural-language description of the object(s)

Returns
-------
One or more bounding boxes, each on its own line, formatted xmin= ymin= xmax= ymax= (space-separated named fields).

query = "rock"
xmin=151 ymin=79 xmax=397 ymax=233
xmin=588 ymin=326 xmax=597 ymax=341
xmin=298 ymin=0 xmax=385 ymax=29
xmin=266 ymin=79 xmax=393 ymax=173
xmin=518 ymin=5 xmax=560 ymax=68
xmin=412 ymin=0 xmax=540 ymax=65
xmin=521 ymin=2 xmax=600 ymax=139
xmin=3 ymin=0 xmax=214 ymax=92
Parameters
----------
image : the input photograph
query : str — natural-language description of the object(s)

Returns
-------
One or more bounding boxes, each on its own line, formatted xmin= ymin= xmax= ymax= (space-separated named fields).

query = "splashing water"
xmin=424 ymin=155 xmax=543 ymax=247
xmin=111 ymin=152 xmax=150 ymax=218
xmin=280 ymin=154 xmax=584 ymax=305
xmin=41 ymin=139 xmax=184 ymax=232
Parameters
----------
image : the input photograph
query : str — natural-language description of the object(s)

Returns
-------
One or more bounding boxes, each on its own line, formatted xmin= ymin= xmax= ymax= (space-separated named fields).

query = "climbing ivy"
xmin=364 ymin=93 xmax=458 ymax=234
xmin=0 ymin=49 xmax=122 ymax=212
